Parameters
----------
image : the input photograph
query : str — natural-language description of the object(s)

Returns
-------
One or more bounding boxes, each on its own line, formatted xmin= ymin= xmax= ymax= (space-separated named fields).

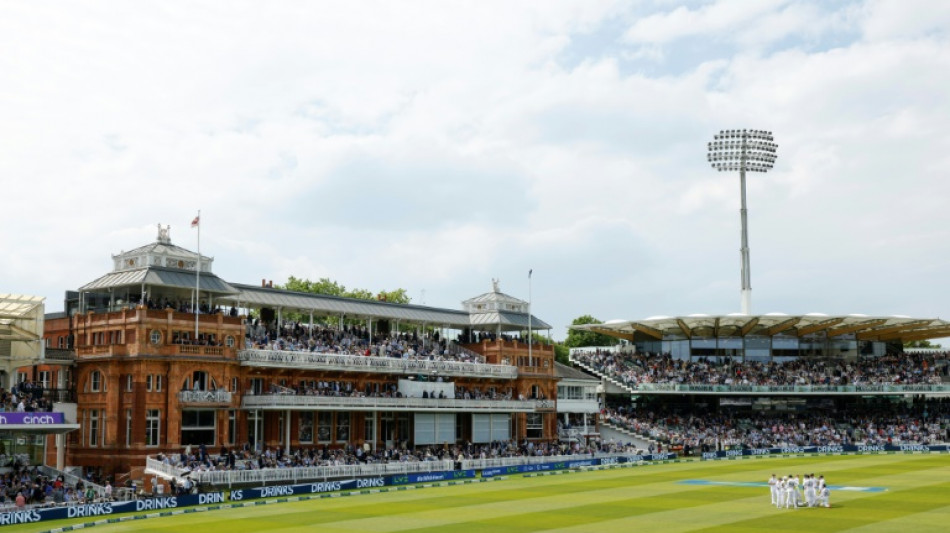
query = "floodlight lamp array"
xmin=707 ymin=129 xmax=778 ymax=172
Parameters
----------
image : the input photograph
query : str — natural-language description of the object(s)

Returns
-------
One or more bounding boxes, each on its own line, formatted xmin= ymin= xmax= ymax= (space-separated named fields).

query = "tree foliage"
xmin=553 ymin=343 xmax=570 ymax=365
xmin=279 ymin=276 xmax=411 ymax=304
xmin=564 ymin=314 xmax=617 ymax=348
xmin=904 ymin=339 xmax=942 ymax=349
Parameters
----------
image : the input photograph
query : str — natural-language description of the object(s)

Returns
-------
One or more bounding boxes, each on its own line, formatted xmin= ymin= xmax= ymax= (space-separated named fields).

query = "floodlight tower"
xmin=707 ymin=129 xmax=778 ymax=315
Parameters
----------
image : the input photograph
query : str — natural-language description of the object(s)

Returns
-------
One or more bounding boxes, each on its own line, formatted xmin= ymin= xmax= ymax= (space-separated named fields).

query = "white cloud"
xmin=1 ymin=1 xmax=950 ymax=337
xmin=623 ymin=0 xmax=791 ymax=46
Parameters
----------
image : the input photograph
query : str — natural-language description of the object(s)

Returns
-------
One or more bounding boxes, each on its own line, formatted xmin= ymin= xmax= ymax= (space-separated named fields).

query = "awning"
xmin=222 ymin=284 xmax=473 ymax=327
xmin=79 ymin=267 xmax=238 ymax=294
xmin=0 ymin=424 xmax=80 ymax=435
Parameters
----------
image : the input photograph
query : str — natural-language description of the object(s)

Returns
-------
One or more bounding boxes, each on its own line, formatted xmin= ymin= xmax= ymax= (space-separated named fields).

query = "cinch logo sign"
xmin=0 ymin=412 xmax=65 ymax=425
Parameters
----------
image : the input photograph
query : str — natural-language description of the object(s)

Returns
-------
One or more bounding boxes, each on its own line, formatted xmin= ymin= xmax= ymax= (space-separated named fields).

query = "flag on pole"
xmin=191 ymin=215 xmax=200 ymax=228
xmin=528 ymin=269 xmax=533 ymax=278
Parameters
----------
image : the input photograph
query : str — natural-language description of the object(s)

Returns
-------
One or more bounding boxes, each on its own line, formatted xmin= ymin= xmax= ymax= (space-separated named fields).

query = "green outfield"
xmin=8 ymin=454 xmax=950 ymax=533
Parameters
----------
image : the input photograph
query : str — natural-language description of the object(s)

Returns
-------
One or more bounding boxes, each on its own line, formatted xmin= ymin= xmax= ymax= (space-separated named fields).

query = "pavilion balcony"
xmin=238 ymin=349 xmax=518 ymax=379
xmin=241 ymin=393 xmax=551 ymax=413
xmin=178 ymin=389 xmax=233 ymax=405
xmin=77 ymin=343 xmax=231 ymax=358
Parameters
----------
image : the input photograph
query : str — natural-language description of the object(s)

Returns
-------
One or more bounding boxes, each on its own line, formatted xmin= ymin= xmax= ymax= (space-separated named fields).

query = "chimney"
xmin=262 ymin=279 xmax=267 ymax=288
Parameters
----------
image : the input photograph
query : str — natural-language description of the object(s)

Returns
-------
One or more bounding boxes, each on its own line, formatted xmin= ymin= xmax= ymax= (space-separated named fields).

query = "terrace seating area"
xmin=153 ymin=437 xmax=640 ymax=478
xmin=1 ymin=381 xmax=53 ymax=412
xmin=572 ymin=350 xmax=949 ymax=388
xmin=262 ymin=382 xmax=522 ymax=401
xmin=246 ymin=323 xmax=485 ymax=364
xmin=602 ymin=401 xmax=950 ymax=453
xmin=0 ymin=463 xmax=109 ymax=512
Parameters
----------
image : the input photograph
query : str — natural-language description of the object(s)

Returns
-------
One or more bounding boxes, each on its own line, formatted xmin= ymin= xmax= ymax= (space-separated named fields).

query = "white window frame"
xmin=146 ymin=409 xmax=161 ymax=447
xmin=89 ymin=410 xmax=100 ymax=447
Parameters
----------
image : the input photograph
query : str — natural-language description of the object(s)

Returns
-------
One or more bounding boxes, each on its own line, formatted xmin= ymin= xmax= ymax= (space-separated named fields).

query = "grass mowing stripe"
xmin=5 ymin=454 xmax=948 ymax=533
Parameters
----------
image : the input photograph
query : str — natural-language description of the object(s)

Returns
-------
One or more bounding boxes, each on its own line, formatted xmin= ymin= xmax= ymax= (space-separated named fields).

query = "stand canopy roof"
xmin=573 ymin=313 xmax=950 ymax=343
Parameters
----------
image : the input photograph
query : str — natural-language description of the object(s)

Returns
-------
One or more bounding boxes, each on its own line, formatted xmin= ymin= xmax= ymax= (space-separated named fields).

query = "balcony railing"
xmin=178 ymin=390 xmax=233 ymax=404
xmin=238 ymin=349 xmax=518 ymax=379
xmin=38 ymin=465 xmax=107 ymax=499
xmin=44 ymin=388 xmax=77 ymax=403
xmin=144 ymin=457 xmax=190 ymax=480
xmin=242 ymin=394 xmax=552 ymax=412
xmin=627 ymin=383 xmax=950 ymax=395
xmin=76 ymin=343 xmax=232 ymax=358
xmin=459 ymin=452 xmax=607 ymax=470
xmin=187 ymin=459 xmax=456 ymax=487
xmin=43 ymin=349 xmax=76 ymax=362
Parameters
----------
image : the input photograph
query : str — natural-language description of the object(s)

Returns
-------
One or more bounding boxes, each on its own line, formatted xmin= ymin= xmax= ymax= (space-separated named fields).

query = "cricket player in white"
xmin=785 ymin=475 xmax=797 ymax=509
xmin=769 ymin=474 xmax=778 ymax=506
xmin=818 ymin=485 xmax=830 ymax=508
xmin=776 ymin=477 xmax=786 ymax=509
xmin=804 ymin=474 xmax=816 ymax=507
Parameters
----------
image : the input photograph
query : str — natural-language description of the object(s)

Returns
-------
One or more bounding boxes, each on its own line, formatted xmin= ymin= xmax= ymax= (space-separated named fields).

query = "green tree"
xmin=564 ymin=314 xmax=617 ymax=348
xmin=904 ymin=339 xmax=942 ymax=349
xmin=553 ymin=343 xmax=570 ymax=365
xmin=278 ymin=276 xmax=411 ymax=304
xmin=281 ymin=276 xmax=346 ymax=297
xmin=376 ymin=288 xmax=411 ymax=304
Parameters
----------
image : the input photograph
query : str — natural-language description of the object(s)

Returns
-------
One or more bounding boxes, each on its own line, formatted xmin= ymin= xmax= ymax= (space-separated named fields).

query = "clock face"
xmin=128 ymin=259 xmax=135 ymax=267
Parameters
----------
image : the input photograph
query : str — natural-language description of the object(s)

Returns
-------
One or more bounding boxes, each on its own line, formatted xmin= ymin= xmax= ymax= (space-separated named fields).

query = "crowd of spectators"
xmin=603 ymin=400 xmax=950 ymax=453
xmin=246 ymin=323 xmax=484 ymax=364
xmin=0 ymin=463 xmax=105 ymax=512
xmin=573 ymin=350 xmax=949 ymax=388
xmin=269 ymin=381 xmax=525 ymax=402
xmin=0 ymin=381 xmax=53 ymax=413
xmin=159 ymin=438 xmax=637 ymax=476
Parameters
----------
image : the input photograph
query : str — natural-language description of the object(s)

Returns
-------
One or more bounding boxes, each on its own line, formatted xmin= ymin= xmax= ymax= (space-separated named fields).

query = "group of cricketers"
xmin=769 ymin=474 xmax=830 ymax=508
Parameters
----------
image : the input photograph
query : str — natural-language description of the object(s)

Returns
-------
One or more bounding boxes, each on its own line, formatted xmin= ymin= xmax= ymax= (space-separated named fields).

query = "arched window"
xmin=187 ymin=371 xmax=216 ymax=392
xmin=89 ymin=370 xmax=102 ymax=392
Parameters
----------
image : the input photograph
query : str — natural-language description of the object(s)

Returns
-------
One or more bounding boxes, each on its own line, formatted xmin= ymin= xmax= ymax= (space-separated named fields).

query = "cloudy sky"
xmin=2 ymin=0 xmax=949 ymax=339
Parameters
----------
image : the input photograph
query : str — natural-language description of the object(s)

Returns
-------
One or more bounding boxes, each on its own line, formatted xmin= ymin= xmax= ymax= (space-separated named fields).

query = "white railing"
xmin=242 ymin=394 xmax=553 ymax=412
xmin=144 ymin=457 xmax=190 ymax=480
xmin=38 ymin=465 xmax=107 ymax=499
xmin=178 ymin=390 xmax=233 ymax=403
xmin=189 ymin=459 xmax=455 ymax=487
xmin=459 ymin=452 xmax=614 ymax=470
xmin=449 ymin=344 xmax=486 ymax=364
xmin=239 ymin=349 xmax=517 ymax=379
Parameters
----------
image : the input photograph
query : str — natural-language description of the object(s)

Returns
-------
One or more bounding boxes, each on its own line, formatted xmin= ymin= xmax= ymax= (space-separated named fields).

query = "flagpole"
xmin=195 ymin=210 xmax=201 ymax=339
xmin=528 ymin=269 xmax=533 ymax=369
